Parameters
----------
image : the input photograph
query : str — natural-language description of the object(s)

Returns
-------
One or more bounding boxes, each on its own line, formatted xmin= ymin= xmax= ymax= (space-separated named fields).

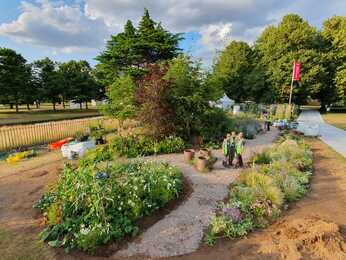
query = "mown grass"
xmin=322 ymin=113 xmax=346 ymax=130
xmin=0 ymin=108 xmax=100 ymax=126
xmin=0 ymin=227 xmax=55 ymax=260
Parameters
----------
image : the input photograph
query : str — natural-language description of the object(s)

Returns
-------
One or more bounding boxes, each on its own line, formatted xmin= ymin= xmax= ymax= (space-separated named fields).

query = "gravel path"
xmin=114 ymin=129 xmax=279 ymax=258
xmin=298 ymin=110 xmax=346 ymax=157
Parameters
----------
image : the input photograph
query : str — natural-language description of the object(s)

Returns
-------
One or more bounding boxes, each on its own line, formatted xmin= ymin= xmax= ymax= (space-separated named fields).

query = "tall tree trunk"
xmin=85 ymin=101 xmax=88 ymax=109
xmin=27 ymin=103 xmax=30 ymax=110
xmin=62 ymin=98 xmax=66 ymax=109
xmin=15 ymin=103 xmax=19 ymax=113
xmin=79 ymin=103 xmax=82 ymax=109
xmin=35 ymin=102 xmax=39 ymax=109
xmin=53 ymin=102 xmax=56 ymax=111
xmin=10 ymin=104 xmax=14 ymax=109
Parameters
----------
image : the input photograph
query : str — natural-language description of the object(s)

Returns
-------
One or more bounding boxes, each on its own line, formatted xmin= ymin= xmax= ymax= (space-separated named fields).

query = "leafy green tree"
xmin=322 ymin=16 xmax=346 ymax=106
xmin=209 ymin=41 xmax=253 ymax=102
xmin=96 ymin=9 xmax=182 ymax=84
xmin=32 ymin=58 xmax=61 ymax=110
xmin=59 ymin=60 xmax=99 ymax=109
xmin=102 ymin=75 xmax=137 ymax=121
xmin=255 ymin=14 xmax=327 ymax=104
xmin=166 ymin=55 xmax=223 ymax=139
xmin=209 ymin=41 xmax=270 ymax=102
xmin=21 ymin=64 xmax=38 ymax=110
xmin=0 ymin=48 xmax=31 ymax=112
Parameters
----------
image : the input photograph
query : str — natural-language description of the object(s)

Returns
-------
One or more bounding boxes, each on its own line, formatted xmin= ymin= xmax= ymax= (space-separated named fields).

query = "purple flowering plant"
xmin=222 ymin=207 xmax=243 ymax=223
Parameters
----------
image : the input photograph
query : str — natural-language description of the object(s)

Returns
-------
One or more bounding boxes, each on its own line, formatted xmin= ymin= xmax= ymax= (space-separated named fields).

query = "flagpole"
xmin=289 ymin=61 xmax=295 ymax=105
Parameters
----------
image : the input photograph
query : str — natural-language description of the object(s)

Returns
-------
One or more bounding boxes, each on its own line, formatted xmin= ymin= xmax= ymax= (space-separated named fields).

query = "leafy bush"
xmin=232 ymin=114 xmax=262 ymax=139
xmin=207 ymin=134 xmax=312 ymax=244
xmin=198 ymin=107 xmax=235 ymax=143
xmin=35 ymin=160 xmax=183 ymax=251
xmin=110 ymin=135 xmax=185 ymax=158
xmin=251 ymin=151 xmax=272 ymax=164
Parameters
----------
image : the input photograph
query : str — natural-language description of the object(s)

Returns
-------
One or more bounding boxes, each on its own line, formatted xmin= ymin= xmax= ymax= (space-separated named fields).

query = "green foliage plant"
xmin=207 ymin=134 xmax=313 ymax=245
xmin=35 ymin=160 xmax=183 ymax=252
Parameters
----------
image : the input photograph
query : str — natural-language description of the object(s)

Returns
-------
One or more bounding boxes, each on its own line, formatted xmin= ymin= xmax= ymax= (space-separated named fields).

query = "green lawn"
xmin=0 ymin=106 xmax=100 ymax=126
xmin=0 ymin=227 xmax=55 ymax=260
xmin=322 ymin=113 xmax=346 ymax=130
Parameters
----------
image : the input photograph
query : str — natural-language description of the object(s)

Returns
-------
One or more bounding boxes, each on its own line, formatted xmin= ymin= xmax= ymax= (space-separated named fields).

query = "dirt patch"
xmin=175 ymin=138 xmax=346 ymax=260
xmin=258 ymin=216 xmax=346 ymax=259
xmin=30 ymin=170 xmax=49 ymax=178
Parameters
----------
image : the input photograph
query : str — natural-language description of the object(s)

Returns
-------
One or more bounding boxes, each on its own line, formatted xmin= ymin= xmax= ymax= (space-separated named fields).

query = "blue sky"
xmin=0 ymin=0 xmax=345 ymax=66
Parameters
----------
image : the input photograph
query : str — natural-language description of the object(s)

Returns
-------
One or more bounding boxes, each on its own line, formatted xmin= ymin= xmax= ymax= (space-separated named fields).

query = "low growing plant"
xmin=207 ymin=134 xmax=313 ymax=245
xmin=35 ymin=160 xmax=183 ymax=252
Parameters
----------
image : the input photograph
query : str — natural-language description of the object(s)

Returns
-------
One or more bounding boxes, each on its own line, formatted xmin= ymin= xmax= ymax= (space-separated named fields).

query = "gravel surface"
xmin=114 ymin=129 xmax=279 ymax=258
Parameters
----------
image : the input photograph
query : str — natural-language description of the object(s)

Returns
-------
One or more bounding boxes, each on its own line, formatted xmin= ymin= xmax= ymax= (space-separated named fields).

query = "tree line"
xmin=210 ymin=14 xmax=346 ymax=109
xmin=0 ymin=51 xmax=103 ymax=112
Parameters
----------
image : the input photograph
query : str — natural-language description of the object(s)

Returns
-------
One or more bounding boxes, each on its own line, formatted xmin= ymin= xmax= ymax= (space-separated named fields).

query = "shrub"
xmin=198 ymin=107 xmax=235 ymax=143
xmin=239 ymin=170 xmax=284 ymax=207
xmin=281 ymin=176 xmax=307 ymax=202
xmin=251 ymin=151 xmax=272 ymax=164
xmin=232 ymin=114 xmax=262 ymax=139
xmin=35 ymin=160 xmax=183 ymax=251
xmin=110 ymin=135 xmax=185 ymax=158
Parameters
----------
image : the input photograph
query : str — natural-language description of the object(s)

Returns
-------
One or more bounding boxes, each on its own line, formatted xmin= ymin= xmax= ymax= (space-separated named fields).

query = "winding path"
xmin=114 ymin=129 xmax=279 ymax=258
xmin=297 ymin=109 xmax=346 ymax=157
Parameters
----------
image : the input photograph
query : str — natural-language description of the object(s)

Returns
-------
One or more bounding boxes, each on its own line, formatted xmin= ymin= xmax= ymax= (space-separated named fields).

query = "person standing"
xmin=222 ymin=134 xmax=231 ymax=167
xmin=229 ymin=131 xmax=237 ymax=167
xmin=235 ymin=132 xmax=245 ymax=168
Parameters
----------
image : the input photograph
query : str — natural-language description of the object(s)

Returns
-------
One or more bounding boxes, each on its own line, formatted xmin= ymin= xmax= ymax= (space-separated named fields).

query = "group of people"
xmin=222 ymin=132 xmax=245 ymax=168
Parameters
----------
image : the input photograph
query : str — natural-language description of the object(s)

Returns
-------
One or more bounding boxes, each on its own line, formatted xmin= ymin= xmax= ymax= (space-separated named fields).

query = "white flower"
xmin=80 ymin=227 xmax=90 ymax=235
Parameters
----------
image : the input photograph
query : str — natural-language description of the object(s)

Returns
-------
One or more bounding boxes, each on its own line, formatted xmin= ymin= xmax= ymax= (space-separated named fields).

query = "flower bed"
xmin=206 ymin=134 xmax=313 ymax=245
xmin=34 ymin=160 xmax=183 ymax=252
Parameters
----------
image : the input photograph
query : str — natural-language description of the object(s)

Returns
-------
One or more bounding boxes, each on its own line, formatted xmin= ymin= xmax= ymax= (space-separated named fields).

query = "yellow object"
xmin=6 ymin=150 xmax=34 ymax=164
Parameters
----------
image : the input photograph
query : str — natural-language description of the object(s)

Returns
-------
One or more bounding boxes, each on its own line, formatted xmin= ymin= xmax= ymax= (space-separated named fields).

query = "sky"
xmin=0 ymin=0 xmax=345 ymax=67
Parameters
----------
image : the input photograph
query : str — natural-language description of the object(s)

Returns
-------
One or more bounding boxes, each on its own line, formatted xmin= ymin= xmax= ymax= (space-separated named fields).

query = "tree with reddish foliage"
xmin=135 ymin=64 xmax=176 ymax=138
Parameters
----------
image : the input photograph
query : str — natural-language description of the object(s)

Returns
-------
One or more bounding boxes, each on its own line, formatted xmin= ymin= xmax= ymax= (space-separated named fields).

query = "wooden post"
xmin=289 ymin=62 xmax=295 ymax=106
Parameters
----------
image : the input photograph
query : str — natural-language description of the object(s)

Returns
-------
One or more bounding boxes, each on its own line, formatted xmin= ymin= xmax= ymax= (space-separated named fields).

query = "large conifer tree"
xmin=96 ymin=9 xmax=182 ymax=85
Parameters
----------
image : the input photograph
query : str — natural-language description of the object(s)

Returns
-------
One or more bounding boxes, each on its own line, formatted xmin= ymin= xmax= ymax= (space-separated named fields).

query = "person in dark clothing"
xmin=222 ymin=134 xmax=231 ymax=167
xmin=228 ymin=131 xmax=237 ymax=167
xmin=235 ymin=132 xmax=245 ymax=168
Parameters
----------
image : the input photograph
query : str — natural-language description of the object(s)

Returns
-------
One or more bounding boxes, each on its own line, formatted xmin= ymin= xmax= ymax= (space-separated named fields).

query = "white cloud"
xmin=0 ymin=0 xmax=108 ymax=53
xmin=1 ymin=0 xmax=346 ymax=64
xmin=199 ymin=22 xmax=232 ymax=51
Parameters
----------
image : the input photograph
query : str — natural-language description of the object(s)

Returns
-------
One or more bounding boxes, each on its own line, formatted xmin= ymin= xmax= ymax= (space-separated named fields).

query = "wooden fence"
xmin=0 ymin=117 xmax=119 ymax=151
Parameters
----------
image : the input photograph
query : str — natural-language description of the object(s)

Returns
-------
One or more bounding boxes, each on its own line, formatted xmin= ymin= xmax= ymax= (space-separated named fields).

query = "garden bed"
xmin=206 ymin=133 xmax=313 ymax=244
xmin=34 ymin=159 xmax=187 ymax=253
xmin=176 ymin=137 xmax=346 ymax=260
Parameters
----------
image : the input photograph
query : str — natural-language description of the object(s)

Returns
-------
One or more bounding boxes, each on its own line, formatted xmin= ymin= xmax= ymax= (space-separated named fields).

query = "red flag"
xmin=293 ymin=62 xmax=301 ymax=81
